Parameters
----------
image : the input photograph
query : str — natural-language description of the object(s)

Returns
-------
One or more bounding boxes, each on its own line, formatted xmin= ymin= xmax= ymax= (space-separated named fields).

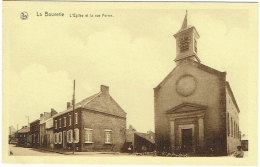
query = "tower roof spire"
xmin=180 ymin=10 xmax=188 ymax=31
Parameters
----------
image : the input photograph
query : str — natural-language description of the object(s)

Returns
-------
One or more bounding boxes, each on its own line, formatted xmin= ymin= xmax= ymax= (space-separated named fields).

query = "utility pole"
xmin=26 ymin=116 xmax=29 ymax=127
xmin=16 ymin=124 xmax=18 ymax=140
xmin=72 ymin=80 xmax=75 ymax=154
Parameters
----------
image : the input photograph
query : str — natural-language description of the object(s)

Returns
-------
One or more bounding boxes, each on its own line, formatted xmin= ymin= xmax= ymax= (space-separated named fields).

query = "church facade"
xmin=154 ymin=12 xmax=241 ymax=156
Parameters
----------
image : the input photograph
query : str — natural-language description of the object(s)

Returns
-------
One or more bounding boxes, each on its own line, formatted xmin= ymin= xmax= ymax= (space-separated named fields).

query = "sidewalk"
xmin=36 ymin=147 xmax=124 ymax=155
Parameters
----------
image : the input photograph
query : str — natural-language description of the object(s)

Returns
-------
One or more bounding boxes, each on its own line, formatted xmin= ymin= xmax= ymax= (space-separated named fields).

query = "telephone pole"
xmin=26 ymin=116 xmax=29 ymax=127
xmin=72 ymin=80 xmax=75 ymax=154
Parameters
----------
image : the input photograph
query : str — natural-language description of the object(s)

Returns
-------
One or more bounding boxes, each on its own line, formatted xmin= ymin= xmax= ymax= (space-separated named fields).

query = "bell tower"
xmin=173 ymin=11 xmax=200 ymax=64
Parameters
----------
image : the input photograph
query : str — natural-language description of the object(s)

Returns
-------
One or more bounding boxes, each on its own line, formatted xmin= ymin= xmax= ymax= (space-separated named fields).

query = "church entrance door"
xmin=181 ymin=128 xmax=192 ymax=152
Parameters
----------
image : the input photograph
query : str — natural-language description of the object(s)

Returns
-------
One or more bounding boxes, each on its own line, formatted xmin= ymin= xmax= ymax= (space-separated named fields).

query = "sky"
xmin=3 ymin=3 xmax=257 ymax=136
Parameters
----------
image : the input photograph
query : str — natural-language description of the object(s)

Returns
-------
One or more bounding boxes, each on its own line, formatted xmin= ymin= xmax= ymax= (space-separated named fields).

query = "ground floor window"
xmin=59 ymin=132 xmax=62 ymax=144
xmin=54 ymin=133 xmax=57 ymax=144
xmin=84 ymin=128 xmax=93 ymax=143
xmin=74 ymin=128 xmax=79 ymax=143
xmin=105 ymin=130 xmax=112 ymax=144
xmin=67 ymin=130 xmax=73 ymax=143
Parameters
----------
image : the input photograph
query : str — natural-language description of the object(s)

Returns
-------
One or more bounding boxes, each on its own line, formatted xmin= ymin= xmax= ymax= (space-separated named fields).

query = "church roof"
xmin=154 ymin=60 xmax=226 ymax=91
xmin=226 ymin=81 xmax=240 ymax=113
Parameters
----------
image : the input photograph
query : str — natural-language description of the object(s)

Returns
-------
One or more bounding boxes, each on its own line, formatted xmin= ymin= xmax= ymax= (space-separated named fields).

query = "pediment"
xmin=166 ymin=103 xmax=207 ymax=114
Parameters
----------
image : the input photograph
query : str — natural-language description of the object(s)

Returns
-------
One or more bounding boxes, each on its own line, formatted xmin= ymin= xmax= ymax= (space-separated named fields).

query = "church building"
xmin=154 ymin=11 xmax=241 ymax=156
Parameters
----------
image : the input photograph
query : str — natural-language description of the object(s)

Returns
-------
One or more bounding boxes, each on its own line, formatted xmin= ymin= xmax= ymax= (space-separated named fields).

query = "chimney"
xmin=67 ymin=102 xmax=71 ymax=109
xmin=101 ymin=85 xmax=109 ymax=94
xmin=40 ymin=113 xmax=43 ymax=117
xmin=51 ymin=108 xmax=57 ymax=117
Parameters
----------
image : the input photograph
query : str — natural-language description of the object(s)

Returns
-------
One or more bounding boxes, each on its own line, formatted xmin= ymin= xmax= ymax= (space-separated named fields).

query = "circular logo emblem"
xmin=176 ymin=75 xmax=196 ymax=97
xmin=20 ymin=12 xmax=28 ymax=20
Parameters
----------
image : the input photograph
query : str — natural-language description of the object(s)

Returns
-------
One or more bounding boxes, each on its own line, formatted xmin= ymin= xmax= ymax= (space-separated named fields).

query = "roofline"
xmin=53 ymin=92 xmax=102 ymax=118
xmin=29 ymin=119 xmax=40 ymax=124
xmin=173 ymin=26 xmax=200 ymax=39
xmin=134 ymin=133 xmax=155 ymax=143
xmin=226 ymin=81 xmax=240 ymax=113
xmin=154 ymin=60 xmax=226 ymax=92
xmin=53 ymin=105 xmax=82 ymax=118
xmin=17 ymin=131 xmax=30 ymax=134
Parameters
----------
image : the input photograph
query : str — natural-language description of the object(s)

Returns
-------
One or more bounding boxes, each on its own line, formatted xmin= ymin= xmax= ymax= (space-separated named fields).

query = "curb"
xmin=37 ymin=148 xmax=71 ymax=155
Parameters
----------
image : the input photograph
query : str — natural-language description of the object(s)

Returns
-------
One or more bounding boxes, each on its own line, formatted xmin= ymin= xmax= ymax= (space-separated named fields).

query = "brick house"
xmin=39 ymin=109 xmax=57 ymax=148
xmin=17 ymin=126 xmax=30 ymax=147
xmin=30 ymin=112 xmax=54 ymax=148
xmin=30 ymin=119 xmax=40 ymax=147
xmin=39 ymin=112 xmax=51 ymax=147
xmin=52 ymin=85 xmax=126 ymax=152
xmin=154 ymin=12 xmax=241 ymax=155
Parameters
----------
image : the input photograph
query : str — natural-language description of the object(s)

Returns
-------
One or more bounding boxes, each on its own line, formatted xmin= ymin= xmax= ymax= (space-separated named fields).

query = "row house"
xmin=30 ymin=112 xmax=53 ymax=147
xmin=52 ymin=85 xmax=127 ymax=152
xmin=29 ymin=119 xmax=40 ymax=147
xmin=39 ymin=109 xmax=57 ymax=148
xmin=17 ymin=126 xmax=30 ymax=146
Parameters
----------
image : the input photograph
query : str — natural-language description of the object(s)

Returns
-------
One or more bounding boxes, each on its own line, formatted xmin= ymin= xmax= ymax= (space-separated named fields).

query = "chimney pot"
xmin=101 ymin=85 xmax=109 ymax=94
xmin=67 ymin=102 xmax=71 ymax=109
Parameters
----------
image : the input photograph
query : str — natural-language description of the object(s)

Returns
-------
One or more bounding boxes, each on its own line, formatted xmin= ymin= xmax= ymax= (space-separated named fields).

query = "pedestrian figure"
xmin=233 ymin=146 xmax=244 ymax=158
xmin=128 ymin=146 xmax=132 ymax=155
xmin=141 ymin=146 xmax=146 ymax=155
xmin=153 ymin=150 xmax=157 ymax=157
xmin=209 ymin=147 xmax=214 ymax=156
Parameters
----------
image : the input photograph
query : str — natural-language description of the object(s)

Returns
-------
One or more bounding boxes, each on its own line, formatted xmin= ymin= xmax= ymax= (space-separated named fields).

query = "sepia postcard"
xmin=2 ymin=1 xmax=258 ymax=166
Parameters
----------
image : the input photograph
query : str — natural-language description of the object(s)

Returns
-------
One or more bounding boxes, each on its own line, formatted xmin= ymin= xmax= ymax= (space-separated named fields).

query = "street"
xmin=9 ymin=144 xmax=248 ymax=158
xmin=9 ymin=144 xmax=63 ymax=156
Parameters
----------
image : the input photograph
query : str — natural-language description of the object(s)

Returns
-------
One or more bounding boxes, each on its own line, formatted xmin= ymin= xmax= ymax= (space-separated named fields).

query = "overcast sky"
xmin=4 ymin=3 xmax=257 ymax=135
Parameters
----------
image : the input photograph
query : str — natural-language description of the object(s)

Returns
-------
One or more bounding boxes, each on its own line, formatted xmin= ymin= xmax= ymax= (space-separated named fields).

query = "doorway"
xmin=63 ymin=131 xmax=67 ymax=149
xmin=181 ymin=128 xmax=192 ymax=151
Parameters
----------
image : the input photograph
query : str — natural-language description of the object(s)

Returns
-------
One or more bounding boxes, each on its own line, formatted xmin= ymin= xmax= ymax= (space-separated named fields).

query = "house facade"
xmin=154 ymin=12 xmax=241 ymax=156
xmin=39 ymin=109 xmax=58 ymax=148
xmin=17 ymin=126 xmax=30 ymax=147
xmin=52 ymin=85 xmax=127 ymax=152
xmin=30 ymin=119 xmax=40 ymax=147
xmin=39 ymin=112 xmax=51 ymax=147
xmin=9 ymin=126 xmax=16 ymax=144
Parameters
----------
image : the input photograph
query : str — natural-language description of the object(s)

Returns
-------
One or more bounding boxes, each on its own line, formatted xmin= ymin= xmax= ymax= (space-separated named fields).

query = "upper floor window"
xmin=75 ymin=113 xmax=78 ymax=124
xmin=55 ymin=120 xmax=57 ymax=129
xmin=69 ymin=115 xmax=72 ymax=126
xmin=59 ymin=118 xmax=62 ymax=128
xmin=64 ymin=116 xmax=66 ymax=127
